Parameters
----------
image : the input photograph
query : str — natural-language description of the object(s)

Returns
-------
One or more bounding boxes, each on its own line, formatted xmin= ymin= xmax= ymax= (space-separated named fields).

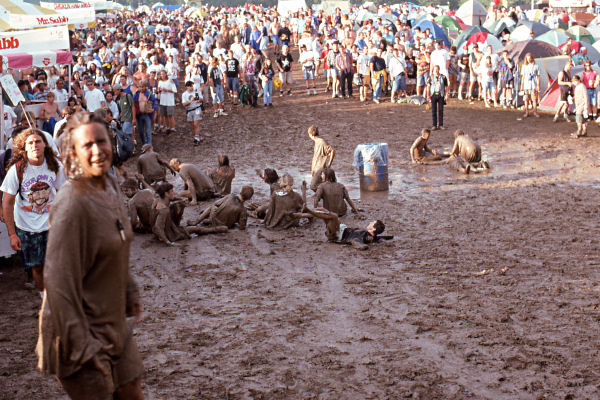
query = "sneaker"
xmin=213 ymin=112 xmax=219 ymax=118
xmin=279 ymin=91 xmax=284 ymax=97
xmin=374 ymin=99 xmax=380 ymax=104
xmin=287 ymin=90 xmax=292 ymax=96
xmin=432 ymin=126 xmax=439 ymax=131
xmin=312 ymin=89 xmax=317 ymax=95
xmin=264 ymin=104 xmax=267 ymax=108
xmin=268 ymin=103 xmax=273 ymax=107
xmin=307 ymin=89 xmax=311 ymax=95
xmin=193 ymin=136 xmax=201 ymax=145
xmin=553 ymin=115 xmax=559 ymax=123
xmin=439 ymin=125 xmax=446 ymax=130
xmin=219 ymin=110 xmax=228 ymax=116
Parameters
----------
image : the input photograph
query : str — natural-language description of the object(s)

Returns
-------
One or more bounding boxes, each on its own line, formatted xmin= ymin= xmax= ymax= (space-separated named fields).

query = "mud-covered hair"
xmin=323 ymin=168 xmax=337 ymax=183
xmin=263 ymin=168 xmax=279 ymax=184
xmin=156 ymin=182 xmax=173 ymax=199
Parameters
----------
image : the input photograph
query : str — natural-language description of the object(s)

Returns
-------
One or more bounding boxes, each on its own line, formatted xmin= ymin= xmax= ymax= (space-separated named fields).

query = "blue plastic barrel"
xmin=353 ymin=142 xmax=389 ymax=192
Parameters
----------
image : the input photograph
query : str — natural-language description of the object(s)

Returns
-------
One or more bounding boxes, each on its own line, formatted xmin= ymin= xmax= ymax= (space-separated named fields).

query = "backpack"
xmin=238 ymin=84 xmax=251 ymax=106
xmin=115 ymin=127 xmax=134 ymax=162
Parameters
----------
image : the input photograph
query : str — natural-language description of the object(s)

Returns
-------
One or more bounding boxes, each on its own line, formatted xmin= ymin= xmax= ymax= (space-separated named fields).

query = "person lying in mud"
xmin=206 ymin=154 xmax=235 ymax=196
xmin=137 ymin=144 xmax=176 ymax=186
xmin=152 ymin=183 xmax=227 ymax=246
xmin=187 ymin=186 xmax=254 ymax=230
xmin=448 ymin=130 xmax=490 ymax=174
xmin=300 ymin=182 xmax=391 ymax=250
xmin=248 ymin=168 xmax=280 ymax=219
xmin=169 ymin=158 xmax=216 ymax=204
xmin=410 ymin=128 xmax=448 ymax=163
xmin=313 ymin=168 xmax=359 ymax=217
xmin=263 ymin=174 xmax=308 ymax=230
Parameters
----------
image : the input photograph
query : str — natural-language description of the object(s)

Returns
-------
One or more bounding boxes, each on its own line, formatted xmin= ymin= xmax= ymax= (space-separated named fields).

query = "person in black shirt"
xmin=370 ymin=47 xmax=387 ymax=103
xmin=276 ymin=45 xmax=294 ymax=96
xmin=225 ymin=50 xmax=241 ymax=105
xmin=277 ymin=21 xmax=292 ymax=47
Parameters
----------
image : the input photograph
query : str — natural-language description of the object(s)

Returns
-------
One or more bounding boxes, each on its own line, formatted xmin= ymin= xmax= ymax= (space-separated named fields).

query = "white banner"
xmin=549 ymin=0 xmax=592 ymax=7
xmin=40 ymin=2 xmax=93 ymax=10
xmin=0 ymin=26 xmax=69 ymax=56
xmin=10 ymin=8 xmax=95 ymax=30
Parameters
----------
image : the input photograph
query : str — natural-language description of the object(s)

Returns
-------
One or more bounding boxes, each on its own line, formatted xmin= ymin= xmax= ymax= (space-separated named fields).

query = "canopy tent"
xmin=502 ymin=40 xmax=562 ymax=62
xmin=453 ymin=25 xmax=489 ymax=51
xmin=487 ymin=17 xmax=516 ymax=36
xmin=0 ymin=0 xmax=58 ymax=31
xmin=455 ymin=0 xmax=487 ymax=26
xmin=536 ymin=29 xmax=572 ymax=47
xmin=37 ymin=1 xmax=96 ymax=29
xmin=1 ymin=48 xmax=71 ymax=70
xmin=567 ymin=25 xmax=594 ymax=44
xmin=413 ymin=20 xmax=450 ymax=47
xmin=462 ymin=31 xmax=502 ymax=54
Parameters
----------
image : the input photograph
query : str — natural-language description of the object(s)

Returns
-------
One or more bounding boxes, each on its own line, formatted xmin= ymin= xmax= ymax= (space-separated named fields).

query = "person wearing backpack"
xmin=133 ymin=80 xmax=157 ymax=146
xmin=114 ymin=83 xmax=136 ymax=145
xmin=0 ymin=129 xmax=66 ymax=293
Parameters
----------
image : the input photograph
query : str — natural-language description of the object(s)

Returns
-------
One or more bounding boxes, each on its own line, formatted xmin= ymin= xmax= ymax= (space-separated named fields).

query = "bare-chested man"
xmin=169 ymin=158 xmax=215 ymax=204
xmin=206 ymin=154 xmax=235 ymax=196
xmin=308 ymin=125 xmax=335 ymax=191
xmin=314 ymin=168 xmax=359 ymax=217
xmin=448 ymin=130 xmax=489 ymax=174
xmin=249 ymin=168 xmax=280 ymax=219
xmin=137 ymin=144 xmax=176 ymax=185
xmin=39 ymin=92 xmax=59 ymax=133
xmin=264 ymin=174 xmax=307 ymax=230
xmin=187 ymin=186 xmax=253 ymax=230
xmin=410 ymin=128 xmax=445 ymax=163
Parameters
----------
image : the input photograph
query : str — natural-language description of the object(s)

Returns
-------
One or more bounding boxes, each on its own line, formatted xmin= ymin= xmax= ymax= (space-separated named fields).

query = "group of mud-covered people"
xmin=124 ymin=124 xmax=389 ymax=250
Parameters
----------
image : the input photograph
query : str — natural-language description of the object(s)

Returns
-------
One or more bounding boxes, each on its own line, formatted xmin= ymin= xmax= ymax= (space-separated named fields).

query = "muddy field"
xmin=2 ymin=66 xmax=600 ymax=399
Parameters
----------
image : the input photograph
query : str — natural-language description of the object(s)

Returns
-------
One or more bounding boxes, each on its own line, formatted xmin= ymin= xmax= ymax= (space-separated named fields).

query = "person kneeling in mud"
xmin=206 ymin=154 xmax=236 ymax=196
xmin=187 ymin=186 xmax=254 ymax=230
xmin=448 ymin=129 xmax=490 ymax=174
xmin=264 ymin=174 xmax=308 ymax=230
xmin=169 ymin=158 xmax=215 ymax=204
xmin=314 ymin=168 xmax=359 ymax=216
xmin=121 ymin=175 xmax=157 ymax=232
xmin=301 ymin=183 xmax=391 ymax=250
xmin=137 ymin=144 xmax=176 ymax=186
xmin=248 ymin=168 xmax=280 ymax=219
xmin=410 ymin=128 xmax=448 ymax=164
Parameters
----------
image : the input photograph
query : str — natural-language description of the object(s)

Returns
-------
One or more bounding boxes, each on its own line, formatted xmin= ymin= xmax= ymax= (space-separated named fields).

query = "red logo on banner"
xmin=0 ymin=37 xmax=19 ymax=50
xmin=42 ymin=58 xmax=51 ymax=66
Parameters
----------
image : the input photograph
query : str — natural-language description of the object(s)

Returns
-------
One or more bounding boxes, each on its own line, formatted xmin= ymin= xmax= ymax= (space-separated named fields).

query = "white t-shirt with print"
xmin=157 ymin=79 xmax=177 ymax=106
xmin=0 ymin=160 xmax=66 ymax=232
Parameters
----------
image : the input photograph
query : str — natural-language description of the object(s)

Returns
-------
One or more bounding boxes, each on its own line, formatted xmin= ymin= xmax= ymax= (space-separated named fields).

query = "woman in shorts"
xmin=520 ymin=53 xmax=540 ymax=118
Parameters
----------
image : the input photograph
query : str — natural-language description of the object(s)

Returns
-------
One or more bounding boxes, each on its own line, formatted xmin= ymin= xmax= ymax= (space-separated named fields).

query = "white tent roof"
xmin=456 ymin=0 xmax=487 ymax=26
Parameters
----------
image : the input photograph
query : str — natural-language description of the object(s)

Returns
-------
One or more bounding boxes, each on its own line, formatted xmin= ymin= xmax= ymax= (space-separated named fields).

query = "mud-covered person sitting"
xmin=410 ymin=128 xmax=445 ymax=163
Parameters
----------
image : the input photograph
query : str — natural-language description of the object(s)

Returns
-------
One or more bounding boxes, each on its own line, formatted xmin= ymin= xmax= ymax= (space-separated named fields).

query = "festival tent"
xmin=411 ymin=13 xmax=433 ymax=27
xmin=510 ymin=23 xmax=550 ymax=42
xmin=413 ymin=20 xmax=450 ymax=47
xmin=584 ymin=24 xmax=600 ymax=40
xmin=379 ymin=13 xmax=396 ymax=24
xmin=455 ymin=0 xmax=486 ymax=26
xmin=277 ymin=0 xmax=307 ymax=16
xmin=453 ymin=25 xmax=489 ymax=51
xmin=502 ymin=40 xmax=562 ymax=62
xmin=538 ymin=57 xmax=596 ymax=111
xmin=356 ymin=9 xmax=376 ymax=22
xmin=136 ymin=4 xmax=151 ymax=14
xmin=536 ymin=30 xmax=572 ymax=47
xmin=434 ymin=15 xmax=462 ymax=32
xmin=487 ymin=17 xmax=516 ymax=36
xmin=462 ymin=31 xmax=502 ymax=54
xmin=320 ymin=0 xmax=350 ymax=15
xmin=578 ymin=40 xmax=600 ymax=63
xmin=567 ymin=25 xmax=594 ymax=44
xmin=0 ymin=0 xmax=63 ymax=31
xmin=525 ymin=9 xmax=543 ymax=22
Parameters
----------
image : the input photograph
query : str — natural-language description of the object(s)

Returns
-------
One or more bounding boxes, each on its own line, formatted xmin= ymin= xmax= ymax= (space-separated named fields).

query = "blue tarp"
xmin=153 ymin=4 xmax=183 ymax=11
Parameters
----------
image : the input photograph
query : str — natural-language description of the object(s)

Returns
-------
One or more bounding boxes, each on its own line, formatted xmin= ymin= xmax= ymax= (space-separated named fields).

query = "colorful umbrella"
xmin=434 ymin=15 xmax=461 ymax=32
xmin=453 ymin=25 xmax=489 ymax=51
xmin=463 ymin=31 xmax=502 ymax=54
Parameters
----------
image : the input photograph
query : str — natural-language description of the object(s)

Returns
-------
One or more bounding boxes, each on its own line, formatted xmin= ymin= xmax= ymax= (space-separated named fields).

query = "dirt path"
xmin=2 ymin=64 xmax=600 ymax=399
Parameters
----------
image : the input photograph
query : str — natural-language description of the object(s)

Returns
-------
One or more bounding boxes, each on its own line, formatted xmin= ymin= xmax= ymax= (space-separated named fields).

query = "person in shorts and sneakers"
xmin=299 ymin=44 xmax=317 ymax=95
xmin=572 ymin=75 xmax=588 ymax=138
xmin=276 ymin=45 xmax=294 ymax=96
xmin=497 ymin=50 xmax=514 ymax=108
xmin=457 ymin=46 xmax=470 ymax=100
xmin=208 ymin=57 xmax=228 ymax=118
xmin=182 ymin=81 xmax=204 ymax=145
xmin=1 ymin=129 xmax=66 ymax=294
xmin=225 ymin=50 xmax=241 ymax=105
xmin=157 ymin=70 xmax=177 ymax=134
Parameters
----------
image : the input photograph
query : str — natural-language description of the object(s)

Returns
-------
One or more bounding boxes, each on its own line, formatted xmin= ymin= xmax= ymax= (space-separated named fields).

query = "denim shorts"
xmin=303 ymin=66 xmax=315 ymax=80
xmin=392 ymin=74 xmax=406 ymax=91
xmin=227 ymin=77 xmax=240 ymax=93
xmin=211 ymin=84 xmax=224 ymax=104
xmin=417 ymin=72 xmax=429 ymax=87
xmin=587 ymin=88 xmax=597 ymax=106
xmin=16 ymin=228 xmax=48 ymax=270
xmin=271 ymin=35 xmax=281 ymax=45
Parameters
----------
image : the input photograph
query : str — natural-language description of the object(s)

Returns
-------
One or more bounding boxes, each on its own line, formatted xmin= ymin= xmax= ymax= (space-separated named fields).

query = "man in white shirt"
xmin=147 ymin=56 xmax=165 ymax=75
xmin=299 ymin=44 xmax=317 ymax=95
xmin=429 ymin=40 xmax=450 ymax=78
xmin=51 ymin=79 xmax=68 ymax=103
xmin=83 ymin=78 xmax=106 ymax=112
xmin=389 ymin=47 xmax=407 ymax=102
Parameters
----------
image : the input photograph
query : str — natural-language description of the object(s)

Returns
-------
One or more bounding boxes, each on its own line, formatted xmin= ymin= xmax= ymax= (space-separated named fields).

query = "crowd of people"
xmin=1 ymin=2 xmax=597 ymax=398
